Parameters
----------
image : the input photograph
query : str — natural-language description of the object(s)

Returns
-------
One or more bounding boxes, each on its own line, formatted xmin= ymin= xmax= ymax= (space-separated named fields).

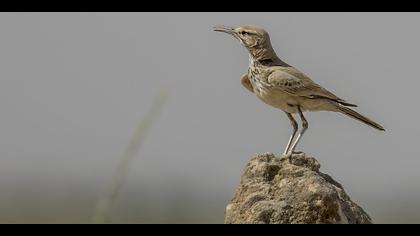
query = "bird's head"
xmin=214 ymin=25 xmax=270 ymax=48
xmin=214 ymin=25 xmax=276 ymax=60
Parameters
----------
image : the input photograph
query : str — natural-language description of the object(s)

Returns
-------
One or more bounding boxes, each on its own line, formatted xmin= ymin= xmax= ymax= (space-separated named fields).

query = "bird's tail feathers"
xmin=336 ymin=104 xmax=385 ymax=131
xmin=337 ymin=100 xmax=357 ymax=107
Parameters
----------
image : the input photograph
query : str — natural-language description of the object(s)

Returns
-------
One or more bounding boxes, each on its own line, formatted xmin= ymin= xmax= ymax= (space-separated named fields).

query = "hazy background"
xmin=0 ymin=12 xmax=418 ymax=223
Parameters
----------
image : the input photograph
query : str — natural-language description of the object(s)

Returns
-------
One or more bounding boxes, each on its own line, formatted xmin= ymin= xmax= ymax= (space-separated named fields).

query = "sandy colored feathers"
xmin=215 ymin=25 xmax=385 ymax=155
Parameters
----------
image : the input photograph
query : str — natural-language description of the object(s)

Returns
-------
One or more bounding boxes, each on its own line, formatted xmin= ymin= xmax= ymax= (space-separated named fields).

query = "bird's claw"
xmin=283 ymin=151 xmax=304 ymax=162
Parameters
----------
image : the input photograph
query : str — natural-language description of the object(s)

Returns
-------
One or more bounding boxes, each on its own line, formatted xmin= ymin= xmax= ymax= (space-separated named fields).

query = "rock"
xmin=224 ymin=152 xmax=372 ymax=224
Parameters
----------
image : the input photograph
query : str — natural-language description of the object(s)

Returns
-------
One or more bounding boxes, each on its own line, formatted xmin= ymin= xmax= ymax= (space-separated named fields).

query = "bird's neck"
xmin=248 ymin=44 xmax=289 ymax=67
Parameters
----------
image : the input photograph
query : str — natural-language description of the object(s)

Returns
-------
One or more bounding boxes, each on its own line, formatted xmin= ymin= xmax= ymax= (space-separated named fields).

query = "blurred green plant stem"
xmin=92 ymin=88 xmax=169 ymax=224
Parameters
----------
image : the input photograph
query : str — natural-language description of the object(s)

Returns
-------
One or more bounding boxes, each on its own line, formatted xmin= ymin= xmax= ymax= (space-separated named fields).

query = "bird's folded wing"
xmin=267 ymin=67 xmax=353 ymax=105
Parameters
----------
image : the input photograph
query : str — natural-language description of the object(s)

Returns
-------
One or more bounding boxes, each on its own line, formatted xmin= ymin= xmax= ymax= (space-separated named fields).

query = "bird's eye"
xmin=241 ymin=31 xmax=249 ymax=36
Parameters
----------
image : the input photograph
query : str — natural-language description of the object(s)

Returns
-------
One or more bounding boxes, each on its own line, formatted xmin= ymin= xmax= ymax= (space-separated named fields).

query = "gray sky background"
xmin=0 ymin=12 xmax=419 ymax=223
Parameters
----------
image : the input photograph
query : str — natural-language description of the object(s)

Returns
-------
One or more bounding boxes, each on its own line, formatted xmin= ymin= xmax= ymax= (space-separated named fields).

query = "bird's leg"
xmin=283 ymin=112 xmax=298 ymax=156
xmin=288 ymin=106 xmax=308 ymax=155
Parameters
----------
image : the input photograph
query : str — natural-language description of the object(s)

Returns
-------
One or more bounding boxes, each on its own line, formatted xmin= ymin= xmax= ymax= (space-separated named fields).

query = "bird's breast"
xmin=248 ymin=66 xmax=271 ymax=95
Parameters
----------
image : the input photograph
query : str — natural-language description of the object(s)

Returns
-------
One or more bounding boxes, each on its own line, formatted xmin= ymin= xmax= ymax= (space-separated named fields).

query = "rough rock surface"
xmin=224 ymin=152 xmax=372 ymax=224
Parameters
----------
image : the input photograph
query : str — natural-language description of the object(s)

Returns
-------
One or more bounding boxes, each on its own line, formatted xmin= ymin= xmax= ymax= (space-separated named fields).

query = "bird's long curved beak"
xmin=213 ymin=25 xmax=234 ymax=35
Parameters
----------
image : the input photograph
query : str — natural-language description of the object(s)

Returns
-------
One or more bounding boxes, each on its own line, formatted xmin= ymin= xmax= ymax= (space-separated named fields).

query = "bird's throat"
xmin=248 ymin=44 xmax=288 ymax=67
xmin=249 ymin=52 xmax=288 ymax=67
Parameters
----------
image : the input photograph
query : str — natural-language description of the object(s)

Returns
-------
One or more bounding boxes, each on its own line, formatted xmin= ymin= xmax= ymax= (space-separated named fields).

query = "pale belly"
xmin=250 ymin=80 xmax=333 ymax=114
xmin=252 ymin=85 xmax=299 ymax=113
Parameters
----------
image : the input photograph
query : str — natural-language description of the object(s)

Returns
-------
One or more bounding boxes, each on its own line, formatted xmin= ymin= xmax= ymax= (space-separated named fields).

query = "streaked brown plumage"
xmin=214 ymin=25 xmax=385 ymax=156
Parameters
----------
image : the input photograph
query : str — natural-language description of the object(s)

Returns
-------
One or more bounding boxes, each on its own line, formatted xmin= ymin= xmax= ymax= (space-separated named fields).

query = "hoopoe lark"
xmin=214 ymin=25 xmax=385 ymax=156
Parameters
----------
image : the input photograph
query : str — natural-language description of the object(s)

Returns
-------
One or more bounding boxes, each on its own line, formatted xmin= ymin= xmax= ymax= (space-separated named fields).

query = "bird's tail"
xmin=336 ymin=105 xmax=385 ymax=131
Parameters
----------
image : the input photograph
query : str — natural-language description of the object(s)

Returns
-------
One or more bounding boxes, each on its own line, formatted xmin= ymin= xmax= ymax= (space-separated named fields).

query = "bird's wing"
xmin=241 ymin=74 xmax=254 ymax=93
xmin=267 ymin=67 xmax=356 ymax=106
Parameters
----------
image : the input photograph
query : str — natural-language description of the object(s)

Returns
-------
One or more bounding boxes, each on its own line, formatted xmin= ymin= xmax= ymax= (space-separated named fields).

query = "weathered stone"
xmin=224 ymin=152 xmax=372 ymax=224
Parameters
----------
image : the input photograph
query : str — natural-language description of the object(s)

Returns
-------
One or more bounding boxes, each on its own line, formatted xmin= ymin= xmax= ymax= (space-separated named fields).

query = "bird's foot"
xmin=291 ymin=151 xmax=304 ymax=155
xmin=283 ymin=151 xmax=304 ymax=162
xmin=283 ymin=151 xmax=303 ymax=156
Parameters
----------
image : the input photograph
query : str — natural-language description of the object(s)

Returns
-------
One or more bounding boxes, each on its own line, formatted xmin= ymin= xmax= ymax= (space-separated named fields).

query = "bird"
xmin=214 ymin=25 xmax=385 ymax=156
